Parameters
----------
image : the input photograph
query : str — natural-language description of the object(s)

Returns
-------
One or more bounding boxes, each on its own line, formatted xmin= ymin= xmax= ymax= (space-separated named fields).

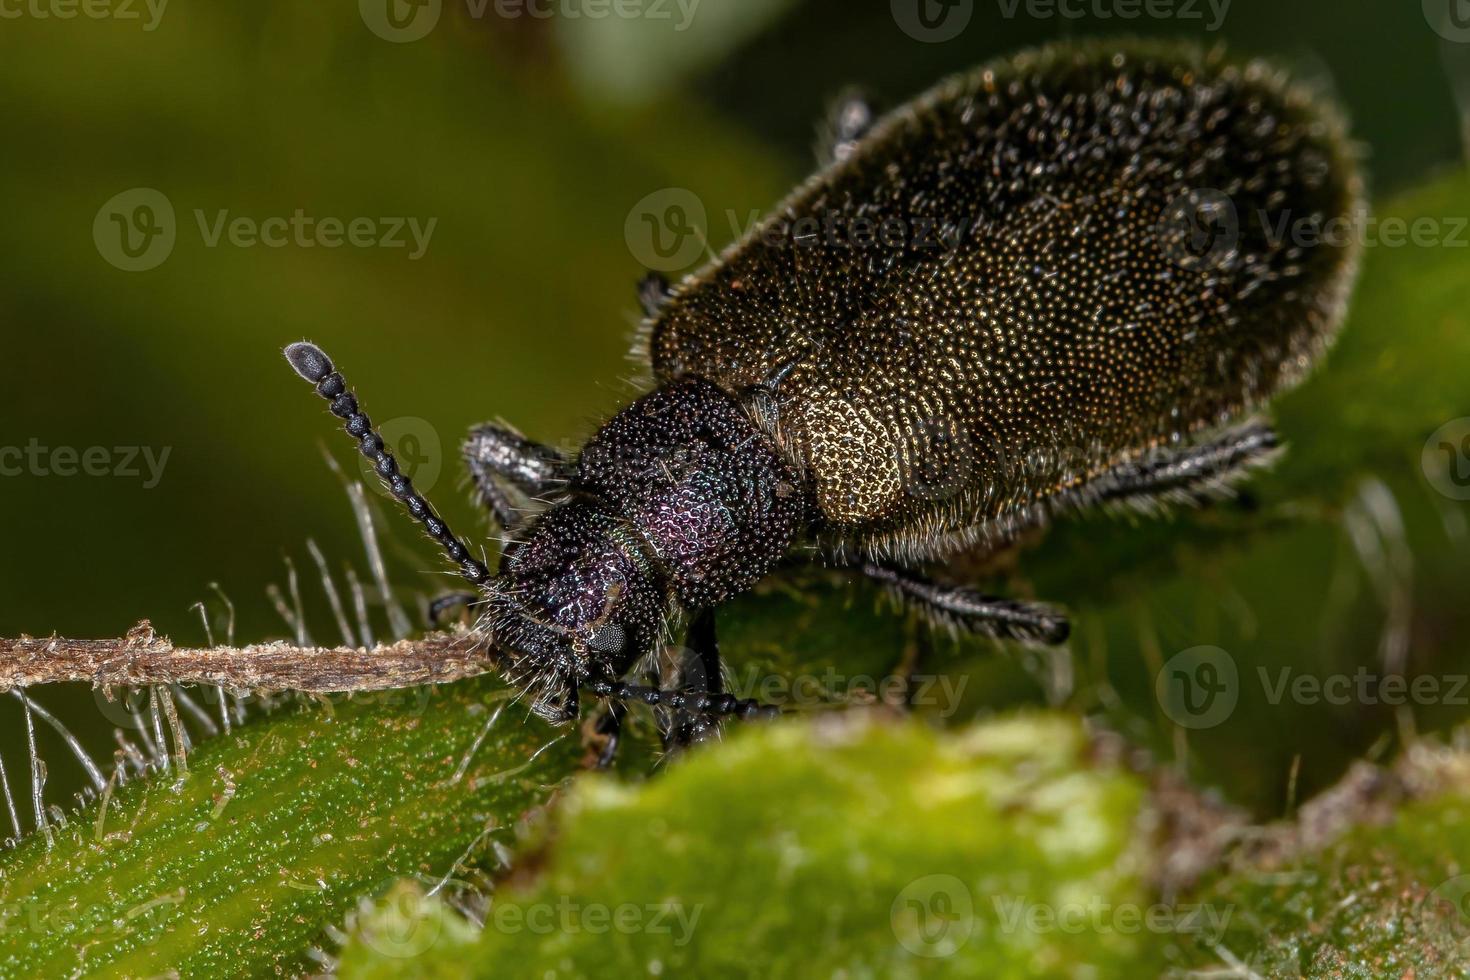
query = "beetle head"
xmin=481 ymin=497 xmax=669 ymax=723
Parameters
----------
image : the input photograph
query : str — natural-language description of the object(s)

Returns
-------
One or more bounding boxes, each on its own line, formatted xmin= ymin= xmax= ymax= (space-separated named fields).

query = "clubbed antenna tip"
xmin=282 ymin=340 xmax=491 ymax=587
xmin=284 ymin=341 xmax=333 ymax=383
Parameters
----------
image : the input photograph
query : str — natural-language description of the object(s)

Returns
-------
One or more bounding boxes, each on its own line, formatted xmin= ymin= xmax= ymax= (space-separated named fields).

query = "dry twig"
xmin=0 ymin=621 xmax=492 ymax=695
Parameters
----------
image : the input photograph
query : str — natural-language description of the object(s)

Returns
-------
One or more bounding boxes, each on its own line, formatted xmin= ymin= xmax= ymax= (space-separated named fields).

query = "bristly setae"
xmin=285 ymin=41 xmax=1362 ymax=747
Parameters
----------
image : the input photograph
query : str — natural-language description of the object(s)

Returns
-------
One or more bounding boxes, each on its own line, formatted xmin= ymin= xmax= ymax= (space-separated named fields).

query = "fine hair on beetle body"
xmin=284 ymin=39 xmax=1363 ymax=754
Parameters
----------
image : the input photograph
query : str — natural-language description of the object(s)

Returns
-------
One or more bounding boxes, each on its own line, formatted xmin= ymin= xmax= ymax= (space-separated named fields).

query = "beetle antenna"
xmin=283 ymin=341 xmax=490 ymax=586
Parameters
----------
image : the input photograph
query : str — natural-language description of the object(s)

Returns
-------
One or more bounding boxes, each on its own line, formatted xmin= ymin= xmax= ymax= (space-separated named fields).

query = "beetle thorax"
xmin=576 ymin=378 xmax=806 ymax=608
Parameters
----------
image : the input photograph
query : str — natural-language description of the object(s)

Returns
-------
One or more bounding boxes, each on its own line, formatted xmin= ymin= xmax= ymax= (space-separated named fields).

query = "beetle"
xmin=284 ymin=40 xmax=1362 ymax=749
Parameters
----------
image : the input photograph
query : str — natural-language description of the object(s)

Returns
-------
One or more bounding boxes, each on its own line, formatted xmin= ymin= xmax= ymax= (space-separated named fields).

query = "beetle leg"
xmin=860 ymin=562 xmax=1070 ymax=645
xmin=424 ymin=424 xmax=567 ymax=624
xmin=685 ymin=607 xmax=726 ymax=700
xmin=637 ymin=271 xmax=672 ymax=317
xmin=426 ymin=591 xmax=479 ymax=626
xmin=661 ymin=608 xmax=726 ymax=751
xmin=1090 ymin=421 xmax=1280 ymax=510
xmin=588 ymin=698 xmax=628 ymax=770
xmin=819 ymin=89 xmax=875 ymax=165
xmin=462 ymin=422 xmax=569 ymax=530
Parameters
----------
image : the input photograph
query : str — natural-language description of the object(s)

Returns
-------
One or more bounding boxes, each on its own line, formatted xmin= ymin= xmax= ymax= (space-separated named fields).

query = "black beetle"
xmin=285 ymin=40 xmax=1361 ymax=747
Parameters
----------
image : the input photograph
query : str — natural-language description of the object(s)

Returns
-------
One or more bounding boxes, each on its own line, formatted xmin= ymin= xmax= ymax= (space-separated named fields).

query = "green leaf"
xmin=0 ymin=678 xmax=577 ymax=976
xmin=1174 ymin=749 xmax=1470 ymax=975
xmin=337 ymin=712 xmax=1158 ymax=978
xmin=337 ymin=718 xmax=1470 ymax=978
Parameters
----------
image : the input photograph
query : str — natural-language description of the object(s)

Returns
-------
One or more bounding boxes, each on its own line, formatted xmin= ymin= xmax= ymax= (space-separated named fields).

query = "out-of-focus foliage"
xmin=336 ymin=715 xmax=1470 ymax=978
xmin=340 ymin=713 xmax=1162 ymax=979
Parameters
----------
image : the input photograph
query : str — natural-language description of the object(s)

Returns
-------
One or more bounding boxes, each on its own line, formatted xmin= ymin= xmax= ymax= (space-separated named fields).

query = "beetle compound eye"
xmin=587 ymin=623 xmax=626 ymax=656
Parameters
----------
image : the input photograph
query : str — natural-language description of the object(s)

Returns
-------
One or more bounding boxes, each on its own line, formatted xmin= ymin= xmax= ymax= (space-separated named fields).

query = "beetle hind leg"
xmin=861 ymin=562 xmax=1070 ymax=645
xmin=818 ymin=90 xmax=875 ymax=165
xmin=1089 ymin=421 xmax=1281 ymax=512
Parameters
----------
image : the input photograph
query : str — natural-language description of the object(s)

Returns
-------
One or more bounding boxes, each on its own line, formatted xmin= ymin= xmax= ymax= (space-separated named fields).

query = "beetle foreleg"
xmin=860 ymin=562 xmax=1070 ymax=645
xmin=588 ymin=698 xmax=628 ymax=770
xmin=426 ymin=591 xmax=479 ymax=626
xmin=463 ymin=422 xmax=569 ymax=530
xmin=663 ymin=608 xmax=726 ymax=751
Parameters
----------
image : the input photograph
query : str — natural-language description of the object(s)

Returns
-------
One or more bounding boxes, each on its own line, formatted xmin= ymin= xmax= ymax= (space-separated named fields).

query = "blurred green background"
xmin=2 ymin=2 xmax=1468 ymax=812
